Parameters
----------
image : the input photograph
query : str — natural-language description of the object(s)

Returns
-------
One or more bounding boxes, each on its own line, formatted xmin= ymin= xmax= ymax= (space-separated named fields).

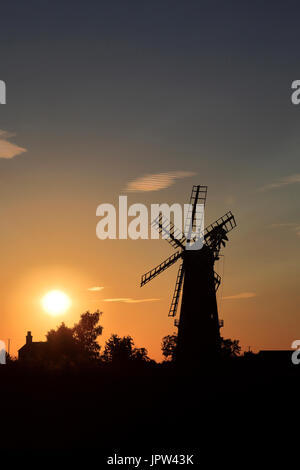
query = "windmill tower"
xmin=140 ymin=185 xmax=237 ymax=368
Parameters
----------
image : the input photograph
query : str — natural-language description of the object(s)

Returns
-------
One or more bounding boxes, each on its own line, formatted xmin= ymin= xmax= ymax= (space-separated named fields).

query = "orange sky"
xmin=1 ymin=2 xmax=300 ymax=360
xmin=1 ymin=174 xmax=299 ymax=361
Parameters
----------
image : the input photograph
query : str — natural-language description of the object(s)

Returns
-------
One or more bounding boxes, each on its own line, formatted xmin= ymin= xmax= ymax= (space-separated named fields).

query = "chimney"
xmin=26 ymin=331 xmax=33 ymax=345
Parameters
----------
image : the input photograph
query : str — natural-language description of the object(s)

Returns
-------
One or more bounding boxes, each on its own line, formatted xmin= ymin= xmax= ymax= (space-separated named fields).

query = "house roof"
xmin=18 ymin=341 xmax=47 ymax=352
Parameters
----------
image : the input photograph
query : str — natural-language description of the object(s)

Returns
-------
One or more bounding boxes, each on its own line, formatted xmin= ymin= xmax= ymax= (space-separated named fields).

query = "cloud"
xmin=259 ymin=173 xmax=300 ymax=192
xmin=103 ymin=298 xmax=160 ymax=303
xmin=270 ymin=223 xmax=300 ymax=238
xmin=223 ymin=292 xmax=256 ymax=300
xmin=88 ymin=286 xmax=104 ymax=291
xmin=271 ymin=223 xmax=297 ymax=227
xmin=0 ymin=130 xmax=27 ymax=159
xmin=126 ymin=171 xmax=196 ymax=192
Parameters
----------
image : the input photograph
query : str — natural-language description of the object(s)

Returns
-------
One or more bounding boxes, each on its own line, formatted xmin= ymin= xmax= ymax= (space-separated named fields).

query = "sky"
xmin=0 ymin=1 xmax=300 ymax=360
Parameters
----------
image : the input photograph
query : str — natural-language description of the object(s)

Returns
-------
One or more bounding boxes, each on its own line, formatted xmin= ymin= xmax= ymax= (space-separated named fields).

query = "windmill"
xmin=140 ymin=185 xmax=237 ymax=367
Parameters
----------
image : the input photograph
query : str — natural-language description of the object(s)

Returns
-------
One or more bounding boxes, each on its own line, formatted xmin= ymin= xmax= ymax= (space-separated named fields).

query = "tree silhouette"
xmin=102 ymin=335 xmax=134 ymax=363
xmin=73 ymin=310 xmax=103 ymax=360
xmin=45 ymin=311 xmax=103 ymax=365
xmin=132 ymin=347 xmax=150 ymax=362
xmin=102 ymin=334 xmax=150 ymax=364
xmin=46 ymin=322 xmax=80 ymax=364
xmin=161 ymin=333 xmax=241 ymax=361
xmin=161 ymin=333 xmax=178 ymax=361
xmin=220 ymin=337 xmax=241 ymax=358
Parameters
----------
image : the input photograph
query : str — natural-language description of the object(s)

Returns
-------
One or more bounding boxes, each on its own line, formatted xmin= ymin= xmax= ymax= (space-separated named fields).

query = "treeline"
xmin=10 ymin=310 xmax=241 ymax=369
xmin=17 ymin=311 xmax=156 ymax=368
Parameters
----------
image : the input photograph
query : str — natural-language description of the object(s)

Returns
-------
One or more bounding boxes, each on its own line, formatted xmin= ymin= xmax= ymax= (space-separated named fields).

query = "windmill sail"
xmin=151 ymin=214 xmax=186 ymax=249
xmin=141 ymin=251 xmax=182 ymax=286
xmin=184 ymin=185 xmax=207 ymax=237
xmin=169 ymin=263 xmax=184 ymax=317
xmin=204 ymin=211 xmax=236 ymax=242
xmin=214 ymin=271 xmax=221 ymax=291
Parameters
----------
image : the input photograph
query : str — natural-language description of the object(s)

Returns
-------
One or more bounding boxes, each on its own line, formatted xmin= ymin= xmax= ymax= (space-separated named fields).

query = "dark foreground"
xmin=0 ymin=358 xmax=298 ymax=462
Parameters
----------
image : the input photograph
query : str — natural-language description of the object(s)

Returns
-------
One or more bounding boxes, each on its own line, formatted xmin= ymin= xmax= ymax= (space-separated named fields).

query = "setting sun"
xmin=41 ymin=290 xmax=71 ymax=316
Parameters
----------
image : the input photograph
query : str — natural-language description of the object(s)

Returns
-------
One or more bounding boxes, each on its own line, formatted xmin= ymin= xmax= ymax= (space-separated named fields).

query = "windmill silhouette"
xmin=140 ymin=185 xmax=237 ymax=367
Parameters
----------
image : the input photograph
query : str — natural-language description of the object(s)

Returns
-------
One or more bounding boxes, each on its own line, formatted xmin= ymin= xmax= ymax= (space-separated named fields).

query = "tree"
xmin=102 ymin=335 xmax=150 ymax=364
xmin=132 ymin=347 xmax=150 ymax=362
xmin=220 ymin=337 xmax=241 ymax=358
xmin=46 ymin=322 xmax=80 ymax=364
xmin=161 ymin=333 xmax=178 ymax=361
xmin=102 ymin=335 xmax=134 ymax=363
xmin=161 ymin=333 xmax=241 ymax=361
xmin=45 ymin=311 xmax=104 ymax=365
xmin=73 ymin=310 xmax=103 ymax=360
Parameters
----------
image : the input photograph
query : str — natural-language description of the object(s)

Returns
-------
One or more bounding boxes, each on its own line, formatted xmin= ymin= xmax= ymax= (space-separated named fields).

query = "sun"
xmin=41 ymin=290 xmax=71 ymax=316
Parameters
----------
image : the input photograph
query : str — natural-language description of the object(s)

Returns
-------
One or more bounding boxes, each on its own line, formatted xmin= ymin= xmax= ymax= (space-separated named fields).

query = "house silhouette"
xmin=18 ymin=331 xmax=47 ymax=362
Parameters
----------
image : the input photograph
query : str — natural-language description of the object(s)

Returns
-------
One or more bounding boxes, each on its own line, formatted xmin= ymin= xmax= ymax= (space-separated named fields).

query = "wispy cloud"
xmin=270 ymin=223 xmax=300 ymax=238
xmin=271 ymin=223 xmax=297 ymax=227
xmin=103 ymin=298 xmax=160 ymax=304
xmin=88 ymin=286 xmax=104 ymax=292
xmin=126 ymin=171 xmax=196 ymax=192
xmin=223 ymin=292 xmax=256 ymax=300
xmin=259 ymin=173 xmax=300 ymax=192
xmin=0 ymin=130 xmax=27 ymax=159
